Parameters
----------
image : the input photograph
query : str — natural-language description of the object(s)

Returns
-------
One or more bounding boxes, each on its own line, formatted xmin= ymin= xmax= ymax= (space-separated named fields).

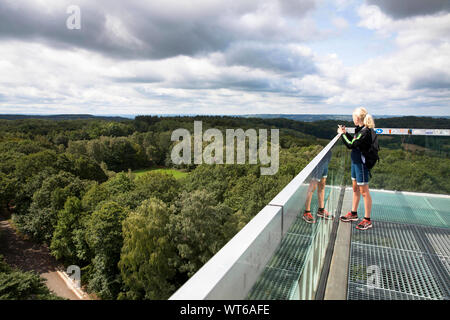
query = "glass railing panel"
xmin=247 ymin=135 xmax=349 ymax=299
xmin=171 ymin=134 xmax=347 ymax=300
xmin=346 ymin=131 xmax=450 ymax=300
xmin=345 ymin=133 xmax=450 ymax=227
xmin=369 ymin=134 xmax=449 ymax=195
xmin=170 ymin=204 xmax=283 ymax=300
xmin=171 ymin=129 xmax=450 ymax=300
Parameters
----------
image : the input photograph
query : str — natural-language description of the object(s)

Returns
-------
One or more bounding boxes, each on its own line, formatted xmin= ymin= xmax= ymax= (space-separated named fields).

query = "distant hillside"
xmin=2 ymin=113 xmax=449 ymax=124
xmin=0 ymin=114 xmax=131 ymax=121
xmin=372 ymin=116 xmax=450 ymax=129
xmin=241 ymin=114 xmax=353 ymax=122
xmin=241 ymin=114 xmax=450 ymax=122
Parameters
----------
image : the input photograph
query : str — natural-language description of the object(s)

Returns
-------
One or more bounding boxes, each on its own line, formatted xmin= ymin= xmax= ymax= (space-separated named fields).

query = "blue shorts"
xmin=312 ymin=165 xmax=328 ymax=182
xmin=351 ymin=161 xmax=370 ymax=185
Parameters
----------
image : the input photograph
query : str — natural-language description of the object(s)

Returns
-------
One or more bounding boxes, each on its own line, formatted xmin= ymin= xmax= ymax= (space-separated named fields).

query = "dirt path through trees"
xmin=0 ymin=216 xmax=82 ymax=300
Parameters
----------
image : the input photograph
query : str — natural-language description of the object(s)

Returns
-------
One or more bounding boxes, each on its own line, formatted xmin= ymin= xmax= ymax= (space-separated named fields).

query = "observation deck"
xmin=170 ymin=129 xmax=450 ymax=300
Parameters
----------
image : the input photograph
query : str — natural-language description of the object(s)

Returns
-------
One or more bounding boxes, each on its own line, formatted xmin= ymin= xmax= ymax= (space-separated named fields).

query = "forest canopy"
xmin=0 ymin=115 xmax=448 ymax=299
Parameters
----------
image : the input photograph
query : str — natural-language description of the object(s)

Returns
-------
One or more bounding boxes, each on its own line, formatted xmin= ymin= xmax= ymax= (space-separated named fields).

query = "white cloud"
xmin=0 ymin=1 xmax=448 ymax=116
xmin=394 ymin=14 xmax=450 ymax=47
xmin=357 ymin=4 xmax=392 ymax=33
xmin=342 ymin=3 xmax=450 ymax=113
xmin=0 ymin=0 xmax=322 ymax=60
xmin=366 ymin=0 xmax=450 ymax=19
xmin=0 ymin=40 xmax=323 ymax=115
xmin=358 ymin=3 xmax=450 ymax=46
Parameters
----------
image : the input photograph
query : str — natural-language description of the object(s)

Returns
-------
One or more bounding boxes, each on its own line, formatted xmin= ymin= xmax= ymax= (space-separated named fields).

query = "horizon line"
xmin=0 ymin=113 xmax=449 ymax=117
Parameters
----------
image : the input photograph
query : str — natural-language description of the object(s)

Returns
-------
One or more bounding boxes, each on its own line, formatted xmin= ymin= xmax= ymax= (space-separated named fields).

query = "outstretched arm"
xmin=342 ymin=129 xmax=367 ymax=149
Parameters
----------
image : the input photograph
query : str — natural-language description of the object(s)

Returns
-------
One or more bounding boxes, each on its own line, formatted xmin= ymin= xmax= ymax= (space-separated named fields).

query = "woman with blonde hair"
xmin=337 ymin=107 xmax=375 ymax=230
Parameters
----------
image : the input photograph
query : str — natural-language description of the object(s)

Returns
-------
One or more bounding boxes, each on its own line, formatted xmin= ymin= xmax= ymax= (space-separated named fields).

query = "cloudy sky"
xmin=0 ymin=0 xmax=449 ymax=116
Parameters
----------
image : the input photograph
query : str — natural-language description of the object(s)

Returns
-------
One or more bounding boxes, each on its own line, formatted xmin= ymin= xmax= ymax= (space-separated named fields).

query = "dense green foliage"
xmin=86 ymin=201 xmax=128 ymax=299
xmin=0 ymin=115 xmax=448 ymax=300
xmin=0 ymin=255 xmax=61 ymax=300
xmin=119 ymin=199 xmax=176 ymax=300
xmin=370 ymin=148 xmax=450 ymax=194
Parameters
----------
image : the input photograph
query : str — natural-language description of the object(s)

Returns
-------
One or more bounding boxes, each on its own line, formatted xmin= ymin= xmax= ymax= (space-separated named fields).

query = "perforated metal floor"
xmin=247 ymin=216 xmax=319 ymax=299
xmin=348 ymin=220 xmax=450 ymax=300
xmin=355 ymin=191 xmax=449 ymax=228
xmin=247 ymin=267 xmax=299 ymax=300
xmin=248 ymin=189 xmax=450 ymax=300
xmin=247 ymin=190 xmax=330 ymax=300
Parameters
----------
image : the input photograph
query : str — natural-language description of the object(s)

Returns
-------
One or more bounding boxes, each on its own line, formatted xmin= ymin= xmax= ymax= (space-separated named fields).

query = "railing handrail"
xmin=346 ymin=127 xmax=450 ymax=136
xmin=169 ymin=133 xmax=343 ymax=300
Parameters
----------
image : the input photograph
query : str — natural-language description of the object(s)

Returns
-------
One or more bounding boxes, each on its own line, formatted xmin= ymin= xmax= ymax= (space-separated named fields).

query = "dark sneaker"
xmin=356 ymin=219 xmax=373 ymax=230
xmin=303 ymin=211 xmax=316 ymax=224
xmin=340 ymin=212 xmax=358 ymax=222
xmin=317 ymin=209 xmax=333 ymax=220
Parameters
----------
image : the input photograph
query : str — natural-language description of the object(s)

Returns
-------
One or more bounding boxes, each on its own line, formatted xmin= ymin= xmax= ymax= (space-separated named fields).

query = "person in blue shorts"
xmin=338 ymin=107 xmax=375 ymax=230
xmin=302 ymin=151 xmax=333 ymax=223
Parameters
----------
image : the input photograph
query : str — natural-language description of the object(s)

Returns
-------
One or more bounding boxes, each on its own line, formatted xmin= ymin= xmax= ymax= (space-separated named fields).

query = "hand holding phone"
xmin=337 ymin=125 xmax=346 ymax=134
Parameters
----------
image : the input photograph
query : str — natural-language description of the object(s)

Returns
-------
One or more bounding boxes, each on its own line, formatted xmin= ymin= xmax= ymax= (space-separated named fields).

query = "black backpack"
xmin=362 ymin=128 xmax=380 ymax=171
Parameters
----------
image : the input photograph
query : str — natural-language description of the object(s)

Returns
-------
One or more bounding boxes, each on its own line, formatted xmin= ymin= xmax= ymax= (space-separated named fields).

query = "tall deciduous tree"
xmin=15 ymin=150 xmax=58 ymax=181
xmin=0 ymin=254 xmax=61 ymax=300
xmin=50 ymin=197 xmax=87 ymax=264
xmin=86 ymin=201 xmax=128 ymax=299
xmin=15 ymin=172 xmax=91 ymax=243
xmin=0 ymin=173 xmax=16 ymax=211
xmin=119 ymin=198 xmax=177 ymax=300
xmin=169 ymin=190 xmax=234 ymax=277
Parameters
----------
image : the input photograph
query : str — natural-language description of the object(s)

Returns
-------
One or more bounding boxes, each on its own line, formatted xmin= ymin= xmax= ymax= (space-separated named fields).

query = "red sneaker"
xmin=302 ymin=211 xmax=316 ymax=224
xmin=356 ymin=219 xmax=373 ymax=230
xmin=340 ymin=212 xmax=358 ymax=222
xmin=317 ymin=209 xmax=333 ymax=220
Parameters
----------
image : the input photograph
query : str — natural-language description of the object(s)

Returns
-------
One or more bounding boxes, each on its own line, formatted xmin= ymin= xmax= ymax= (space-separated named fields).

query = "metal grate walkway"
xmin=247 ymin=188 xmax=450 ymax=300
xmin=348 ymin=190 xmax=450 ymax=300
xmin=247 ymin=216 xmax=318 ymax=299
xmin=247 ymin=190 xmax=328 ymax=299
xmin=355 ymin=191 xmax=449 ymax=228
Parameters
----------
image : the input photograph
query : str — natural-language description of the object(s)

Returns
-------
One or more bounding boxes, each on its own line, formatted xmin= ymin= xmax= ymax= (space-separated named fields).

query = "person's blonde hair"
xmin=353 ymin=107 xmax=375 ymax=129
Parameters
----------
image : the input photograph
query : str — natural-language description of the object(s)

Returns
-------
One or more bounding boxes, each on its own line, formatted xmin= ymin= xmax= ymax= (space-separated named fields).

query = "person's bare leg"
xmin=359 ymin=185 xmax=372 ymax=219
xmin=352 ymin=179 xmax=360 ymax=212
xmin=318 ymin=178 xmax=326 ymax=209
xmin=305 ymin=180 xmax=318 ymax=211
